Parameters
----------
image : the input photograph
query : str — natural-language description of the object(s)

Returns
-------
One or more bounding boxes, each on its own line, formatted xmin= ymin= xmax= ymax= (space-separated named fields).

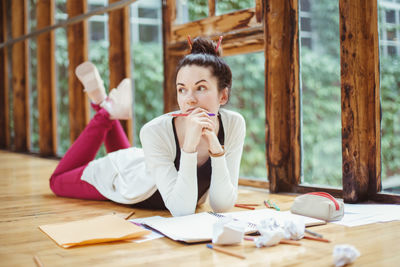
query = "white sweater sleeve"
xmin=140 ymin=122 xmax=198 ymax=217
xmin=209 ymin=113 xmax=246 ymax=212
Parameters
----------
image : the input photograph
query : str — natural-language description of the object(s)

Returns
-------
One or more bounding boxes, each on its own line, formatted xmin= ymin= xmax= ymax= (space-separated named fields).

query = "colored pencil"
xmin=303 ymin=235 xmax=331 ymax=243
xmin=236 ymin=203 xmax=259 ymax=206
xmin=170 ymin=113 xmax=215 ymax=117
xmin=305 ymin=229 xmax=323 ymax=238
xmin=269 ymin=199 xmax=280 ymax=211
xmin=244 ymin=236 xmax=254 ymax=241
xmin=124 ymin=210 xmax=136 ymax=220
xmin=234 ymin=204 xmax=255 ymax=210
xmin=263 ymin=200 xmax=271 ymax=208
xmin=279 ymin=239 xmax=302 ymax=246
xmin=33 ymin=255 xmax=43 ymax=267
xmin=206 ymin=244 xmax=246 ymax=259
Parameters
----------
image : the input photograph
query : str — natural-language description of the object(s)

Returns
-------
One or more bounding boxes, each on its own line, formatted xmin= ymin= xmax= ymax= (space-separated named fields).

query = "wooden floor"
xmin=1 ymin=150 xmax=399 ymax=266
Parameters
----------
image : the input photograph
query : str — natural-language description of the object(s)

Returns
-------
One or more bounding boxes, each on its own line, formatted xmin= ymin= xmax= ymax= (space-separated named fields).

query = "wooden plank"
xmin=108 ymin=0 xmax=133 ymax=144
xmin=66 ymin=0 xmax=89 ymax=144
xmin=168 ymin=26 xmax=264 ymax=57
xmin=0 ymin=0 xmax=10 ymax=149
xmin=339 ymin=0 xmax=381 ymax=203
xmin=265 ymin=0 xmax=300 ymax=192
xmin=11 ymin=0 xmax=30 ymax=152
xmin=162 ymin=0 xmax=179 ymax=113
xmin=255 ymin=0 xmax=263 ymax=23
xmin=171 ymin=8 xmax=259 ymax=43
xmin=238 ymin=178 xmax=269 ymax=189
xmin=37 ymin=0 xmax=57 ymax=156
xmin=208 ymin=0 xmax=215 ymax=17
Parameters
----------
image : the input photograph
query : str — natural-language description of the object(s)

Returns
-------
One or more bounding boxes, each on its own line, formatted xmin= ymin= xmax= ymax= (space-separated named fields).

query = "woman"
xmin=50 ymin=37 xmax=246 ymax=216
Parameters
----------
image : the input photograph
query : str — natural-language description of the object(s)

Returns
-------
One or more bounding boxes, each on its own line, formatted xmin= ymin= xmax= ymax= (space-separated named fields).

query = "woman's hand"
xmin=182 ymin=108 xmax=217 ymax=153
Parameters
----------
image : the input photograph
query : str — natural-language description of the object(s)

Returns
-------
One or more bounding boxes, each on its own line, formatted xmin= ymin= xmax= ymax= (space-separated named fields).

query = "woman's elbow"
xmin=210 ymin=199 xmax=235 ymax=213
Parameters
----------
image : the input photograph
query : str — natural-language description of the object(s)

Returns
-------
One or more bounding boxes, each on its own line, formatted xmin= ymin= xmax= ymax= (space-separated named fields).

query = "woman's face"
xmin=176 ymin=65 xmax=228 ymax=114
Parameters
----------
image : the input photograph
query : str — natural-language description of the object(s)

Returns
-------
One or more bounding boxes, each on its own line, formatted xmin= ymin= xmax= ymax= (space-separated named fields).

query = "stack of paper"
xmin=39 ymin=214 xmax=151 ymax=248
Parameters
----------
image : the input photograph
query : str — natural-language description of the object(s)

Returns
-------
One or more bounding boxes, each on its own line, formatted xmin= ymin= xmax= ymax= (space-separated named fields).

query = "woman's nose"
xmin=186 ymin=92 xmax=197 ymax=104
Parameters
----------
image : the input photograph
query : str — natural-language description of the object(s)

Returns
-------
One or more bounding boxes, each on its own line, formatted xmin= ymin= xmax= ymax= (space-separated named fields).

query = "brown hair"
xmin=176 ymin=37 xmax=232 ymax=101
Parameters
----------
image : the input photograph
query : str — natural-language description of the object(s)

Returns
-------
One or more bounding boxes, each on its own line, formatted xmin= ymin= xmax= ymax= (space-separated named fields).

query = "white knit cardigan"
xmin=81 ymin=108 xmax=246 ymax=216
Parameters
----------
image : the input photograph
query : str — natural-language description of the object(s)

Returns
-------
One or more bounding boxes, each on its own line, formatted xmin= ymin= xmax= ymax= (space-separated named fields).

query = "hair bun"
xmin=190 ymin=37 xmax=221 ymax=57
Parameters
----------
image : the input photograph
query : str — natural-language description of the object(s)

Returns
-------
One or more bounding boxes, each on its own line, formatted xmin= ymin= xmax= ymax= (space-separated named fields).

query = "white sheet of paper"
xmin=332 ymin=204 xmax=400 ymax=227
xmin=129 ymin=216 xmax=164 ymax=243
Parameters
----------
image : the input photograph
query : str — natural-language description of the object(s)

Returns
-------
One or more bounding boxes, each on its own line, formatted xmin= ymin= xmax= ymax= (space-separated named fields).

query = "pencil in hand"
xmin=206 ymin=244 xmax=245 ymax=259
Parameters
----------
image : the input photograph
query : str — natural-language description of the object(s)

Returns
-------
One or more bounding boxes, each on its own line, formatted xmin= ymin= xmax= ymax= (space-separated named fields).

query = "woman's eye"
xmin=198 ymin=86 xmax=206 ymax=91
xmin=178 ymin=88 xmax=186 ymax=93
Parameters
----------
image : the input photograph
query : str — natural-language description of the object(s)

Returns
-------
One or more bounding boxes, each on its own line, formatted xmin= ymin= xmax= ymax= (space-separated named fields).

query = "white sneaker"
xmin=75 ymin=61 xmax=107 ymax=104
xmin=101 ymin=78 xmax=132 ymax=120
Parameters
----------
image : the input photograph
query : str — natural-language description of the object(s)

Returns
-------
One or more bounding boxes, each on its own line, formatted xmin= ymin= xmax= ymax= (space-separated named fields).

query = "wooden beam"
xmin=171 ymin=8 xmax=259 ymax=43
xmin=162 ymin=0 xmax=179 ymax=113
xmin=168 ymin=26 xmax=264 ymax=57
xmin=208 ymin=0 xmax=215 ymax=17
xmin=37 ymin=0 xmax=57 ymax=156
xmin=255 ymin=0 xmax=263 ymax=23
xmin=11 ymin=0 xmax=30 ymax=152
xmin=0 ymin=0 xmax=10 ymax=149
xmin=265 ymin=0 xmax=300 ymax=192
xmin=66 ymin=0 xmax=89 ymax=144
xmin=339 ymin=0 xmax=381 ymax=203
xmin=108 ymin=0 xmax=133 ymax=143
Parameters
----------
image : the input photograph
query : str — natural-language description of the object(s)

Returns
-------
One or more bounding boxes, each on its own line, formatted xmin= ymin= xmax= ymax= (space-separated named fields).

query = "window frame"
xmin=161 ymin=0 xmax=400 ymax=204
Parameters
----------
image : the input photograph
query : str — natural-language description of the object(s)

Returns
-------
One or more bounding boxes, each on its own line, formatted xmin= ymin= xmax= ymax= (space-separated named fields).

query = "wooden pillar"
xmin=264 ymin=0 xmax=300 ymax=192
xmin=66 ymin=0 xmax=89 ymax=144
xmin=162 ymin=0 xmax=179 ymax=113
xmin=11 ymin=0 xmax=30 ymax=152
xmin=339 ymin=0 xmax=381 ymax=202
xmin=0 ymin=0 xmax=10 ymax=149
xmin=108 ymin=0 xmax=133 ymax=143
xmin=37 ymin=0 xmax=57 ymax=156
xmin=208 ymin=0 xmax=215 ymax=17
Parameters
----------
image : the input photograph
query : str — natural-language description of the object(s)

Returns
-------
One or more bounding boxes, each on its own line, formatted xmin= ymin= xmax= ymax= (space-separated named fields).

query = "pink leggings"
xmin=49 ymin=103 xmax=131 ymax=200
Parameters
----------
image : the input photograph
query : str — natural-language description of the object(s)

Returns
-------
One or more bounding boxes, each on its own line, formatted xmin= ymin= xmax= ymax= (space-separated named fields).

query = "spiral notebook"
xmin=142 ymin=209 xmax=325 ymax=243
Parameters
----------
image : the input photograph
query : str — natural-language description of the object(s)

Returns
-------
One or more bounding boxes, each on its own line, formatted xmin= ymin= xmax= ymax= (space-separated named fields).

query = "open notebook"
xmin=142 ymin=209 xmax=325 ymax=243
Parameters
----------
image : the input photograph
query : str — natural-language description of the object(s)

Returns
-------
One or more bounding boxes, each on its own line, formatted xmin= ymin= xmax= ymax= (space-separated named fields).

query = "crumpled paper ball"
xmin=212 ymin=217 xmax=246 ymax=245
xmin=333 ymin=244 xmax=360 ymax=267
xmin=254 ymin=218 xmax=285 ymax=247
xmin=282 ymin=219 xmax=305 ymax=240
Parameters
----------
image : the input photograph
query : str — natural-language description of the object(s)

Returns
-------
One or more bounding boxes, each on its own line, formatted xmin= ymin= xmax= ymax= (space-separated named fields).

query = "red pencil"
xmin=234 ymin=204 xmax=255 ymax=210
xmin=170 ymin=113 xmax=215 ymax=117
xmin=303 ymin=235 xmax=331 ymax=243
xmin=236 ymin=204 xmax=259 ymax=206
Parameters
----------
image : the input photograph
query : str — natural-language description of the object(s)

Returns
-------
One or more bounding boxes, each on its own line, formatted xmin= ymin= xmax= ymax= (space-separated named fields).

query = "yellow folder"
xmin=39 ymin=214 xmax=151 ymax=248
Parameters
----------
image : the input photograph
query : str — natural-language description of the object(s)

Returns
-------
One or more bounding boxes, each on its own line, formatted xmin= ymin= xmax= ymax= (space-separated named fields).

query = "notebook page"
xmin=223 ymin=209 xmax=326 ymax=227
xmin=144 ymin=212 xmax=220 ymax=243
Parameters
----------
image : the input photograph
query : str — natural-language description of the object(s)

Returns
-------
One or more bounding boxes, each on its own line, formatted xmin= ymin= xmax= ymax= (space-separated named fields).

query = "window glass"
xmin=138 ymin=7 xmax=158 ymax=18
xmin=139 ymin=25 xmax=159 ymax=43
xmin=176 ymin=0 xmax=208 ymax=23
xmin=29 ymin=0 xmax=39 ymax=152
xmin=55 ymin=0 xmax=70 ymax=155
xmin=299 ymin=0 xmax=342 ymax=187
xmin=224 ymin=52 xmax=267 ymax=180
xmin=216 ymin=0 xmax=254 ymax=16
xmin=378 ymin=0 xmax=400 ymax=194
xmin=90 ymin=21 xmax=105 ymax=41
